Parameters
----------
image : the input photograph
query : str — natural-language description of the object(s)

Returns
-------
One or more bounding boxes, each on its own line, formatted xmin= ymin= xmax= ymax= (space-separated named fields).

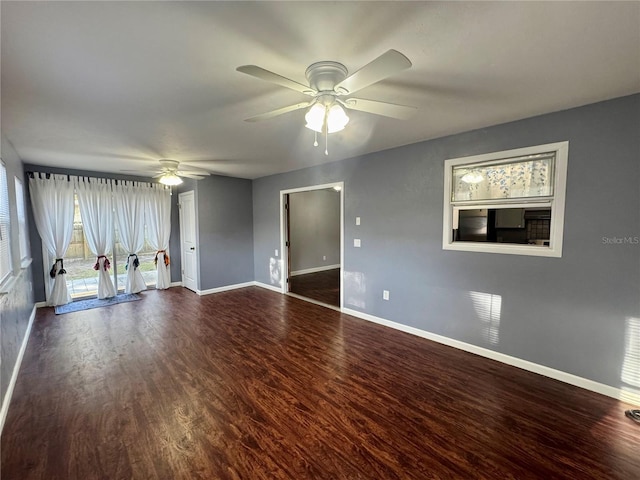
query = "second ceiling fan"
xmin=237 ymin=49 xmax=416 ymax=154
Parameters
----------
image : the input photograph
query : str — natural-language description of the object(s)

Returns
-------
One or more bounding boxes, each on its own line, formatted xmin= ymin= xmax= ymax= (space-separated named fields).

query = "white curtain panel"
xmin=114 ymin=181 xmax=147 ymax=294
xmin=145 ymin=184 xmax=172 ymax=289
xmin=75 ymin=177 xmax=116 ymax=299
xmin=28 ymin=173 xmax=75 ymax=306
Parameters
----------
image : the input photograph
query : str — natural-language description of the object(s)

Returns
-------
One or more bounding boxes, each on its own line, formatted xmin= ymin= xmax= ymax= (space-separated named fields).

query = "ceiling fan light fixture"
xmin=304 ymin=103 xmax=326 ymax=133
xmin=304 ymin=102 xmax=349 ymax=134
xmin=326 ymin=104 xmax=349 ymax=133
xmin=159 ymin=173 xmax=183 ymax=186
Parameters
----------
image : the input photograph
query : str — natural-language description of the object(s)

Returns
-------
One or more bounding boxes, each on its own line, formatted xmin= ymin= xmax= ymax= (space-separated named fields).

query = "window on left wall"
xmin=15 ymin=177 xmax=30 ymax=265
xmin=0 ymin=160 xmax=13 ymax=286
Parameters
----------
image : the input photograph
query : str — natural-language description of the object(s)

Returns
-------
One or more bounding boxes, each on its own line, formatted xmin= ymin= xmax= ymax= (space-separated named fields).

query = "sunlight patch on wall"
xmin=621 ymin=317 xmax=640 ymax=393
xmin=344 ymin=271 xmax=366 ymax=309
xmin=269 ymin=257 xmax=282 ymax=286
xmin=467 ymin=290 xmax=502 ymax=346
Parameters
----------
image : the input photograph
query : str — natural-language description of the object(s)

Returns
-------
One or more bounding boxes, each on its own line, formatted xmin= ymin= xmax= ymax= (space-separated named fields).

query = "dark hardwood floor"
xmin=289 ymin=268 xmax=340 ymax=307
xmin=2 ymin=287 xmax=639 ymax=479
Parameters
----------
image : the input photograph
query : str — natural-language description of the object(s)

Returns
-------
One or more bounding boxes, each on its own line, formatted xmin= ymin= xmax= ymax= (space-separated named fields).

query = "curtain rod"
xmin=25 ymin=171 xmax=170 ymax=189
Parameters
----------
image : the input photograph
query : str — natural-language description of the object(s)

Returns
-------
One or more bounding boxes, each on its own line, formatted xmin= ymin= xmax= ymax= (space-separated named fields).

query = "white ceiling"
xmin=2 ymin=1 xmax=639 ymax=179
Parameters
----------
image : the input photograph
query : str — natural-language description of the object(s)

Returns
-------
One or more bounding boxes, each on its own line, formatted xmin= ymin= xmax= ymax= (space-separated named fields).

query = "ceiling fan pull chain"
xmin=325 ymin=123 xmax=329 ymax=156
xmin=314 ymin=131 xmax=318 ymax=147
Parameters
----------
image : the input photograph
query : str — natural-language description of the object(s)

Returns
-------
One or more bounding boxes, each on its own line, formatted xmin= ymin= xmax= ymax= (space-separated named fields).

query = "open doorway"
xmin=281 ymin=182 xmax=343 ymax=309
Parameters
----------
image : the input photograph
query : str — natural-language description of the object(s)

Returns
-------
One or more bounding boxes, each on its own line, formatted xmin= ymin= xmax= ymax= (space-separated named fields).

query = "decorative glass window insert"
xmin=452 ymin=153 xmax=555 ymax=202
xmin=15 ymin=177 xmax=30 ymax=263
xmin=0 ymin=160 xmax=13 ymax=284
xmin=443 ymin=142 xmax=568 ymax=258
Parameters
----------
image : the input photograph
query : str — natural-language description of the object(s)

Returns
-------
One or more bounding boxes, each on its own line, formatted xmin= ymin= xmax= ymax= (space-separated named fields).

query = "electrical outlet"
xmin=275 ymin=249 xmax=278 ymax=257
xmin=356 ymin=217 xmax=361 ymax=225
xmin=323 ymin=255 xmax=326 ymax=261
xmin=354 ymin=238 xmax=361 ymax=247
xmin=383 ymin=290 xmax=390 ymax=300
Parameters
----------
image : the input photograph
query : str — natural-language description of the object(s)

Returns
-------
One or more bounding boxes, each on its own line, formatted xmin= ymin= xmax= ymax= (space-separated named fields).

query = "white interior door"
xmin=178 ymin=191 xmax=198 ymax=292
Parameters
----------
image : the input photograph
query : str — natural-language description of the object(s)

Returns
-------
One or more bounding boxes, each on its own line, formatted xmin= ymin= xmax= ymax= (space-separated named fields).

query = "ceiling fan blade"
xmin=245 ymin=101 xmax=313 ymax=122
xmin=341 ymin=98 xmax=417 ymax=120
xmin=179 ymin=173 xmax=206 ymax=180
xmin=178 ymin=170 xmax=210 ymax=177
xmin=237 ymin=65 xmax=316 ymax=96
xmin=152 ymin=172 xmax=164 ymax=178
xmin=335 ymin=50 xmax=412 ymax=95
xmin=176 ymin=166 xmax=210 ymax=175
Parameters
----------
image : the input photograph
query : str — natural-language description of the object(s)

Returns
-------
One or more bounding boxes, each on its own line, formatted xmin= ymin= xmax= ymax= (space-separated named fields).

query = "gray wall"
xmin=1 ymin=136 xmax=35 ymax=408
xmin=289 ymin=189 xmax=340 ymax=273
xmin=186 ymin=174 xmax=254 ymax=291
xmin=23 ymin=164 xmax=182 ymax=302
xmin=253 ymin=94 xmax=640 ymax=391
xmin=4 ymin=94 xmax=639 ymax=400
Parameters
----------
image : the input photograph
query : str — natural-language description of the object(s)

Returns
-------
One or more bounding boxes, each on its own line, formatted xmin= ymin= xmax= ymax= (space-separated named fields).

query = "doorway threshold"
xmin=285 ymin=292 xmax=341 ymax=312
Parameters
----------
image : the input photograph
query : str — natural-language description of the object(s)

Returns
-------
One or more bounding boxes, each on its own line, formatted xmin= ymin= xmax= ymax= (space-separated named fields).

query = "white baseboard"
xmin=0 ymin=305 xmax=37 ymax=434
xmin=35 ymin=301 xmax=47 ymax=308
xmin=290 ymin=264 xmax=340 ymax=276
xmin=197 ymin=281 xmax=255 ymax=296
xmin=342 ymin=307 xmax=640 ymax=406
xmin=170 ymin=281 xmax=183 ymax=288
xmin=286 ymin=292 xmax=341 ymax=312
xmin=196 ymin=280 xmax=283 ymax=296
xmin=253 ymin=281 xmax=284 ymax=293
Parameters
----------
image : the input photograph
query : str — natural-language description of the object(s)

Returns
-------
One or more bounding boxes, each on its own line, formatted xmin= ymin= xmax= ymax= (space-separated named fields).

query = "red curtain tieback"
xmin=93 ymin=255 xmax=111 ymax=271
xmin=154 ymin=250 xmax=170 ymax=267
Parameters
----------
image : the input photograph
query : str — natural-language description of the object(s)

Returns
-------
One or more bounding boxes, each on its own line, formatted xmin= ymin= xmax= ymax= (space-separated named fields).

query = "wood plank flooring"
xmin=2 ymin=287 xmax=639 ymax=479
xmin=289 ymin=268 xmax=340 ymax=307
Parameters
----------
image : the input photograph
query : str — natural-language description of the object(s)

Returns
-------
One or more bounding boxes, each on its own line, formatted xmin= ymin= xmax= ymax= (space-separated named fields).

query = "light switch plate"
xmin=383 ymin=290 xmax=390 ymax=300
xmin=354 ymin=239 xmax=361 ymax=247
xmin=356 ymin=217 xmax=361 ymax=225
xmin=275 ymin=249 xmax=278 ymax=257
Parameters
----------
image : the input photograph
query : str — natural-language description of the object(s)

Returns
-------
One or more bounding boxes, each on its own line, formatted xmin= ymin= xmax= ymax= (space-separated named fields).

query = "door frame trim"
xmin=279 ymin=181 xmax=344 ymax=311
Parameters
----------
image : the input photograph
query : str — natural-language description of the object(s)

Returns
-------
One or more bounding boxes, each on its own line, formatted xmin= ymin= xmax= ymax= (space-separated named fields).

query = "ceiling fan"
xmin=237 ymin=49 xmax=416 ymax=154
xmin=123 ymin=159 xmax=210 ymax=186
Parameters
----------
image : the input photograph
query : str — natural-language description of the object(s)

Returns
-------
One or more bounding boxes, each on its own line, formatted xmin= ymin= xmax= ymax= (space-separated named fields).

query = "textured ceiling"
xmin=2 ymin=1 xmax=639 ymax=179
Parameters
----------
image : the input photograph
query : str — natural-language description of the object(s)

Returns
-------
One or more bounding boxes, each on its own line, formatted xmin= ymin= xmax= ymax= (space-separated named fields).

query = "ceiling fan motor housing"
xmin=305 ymin=61 xmax=348 ymax=94
xmin=159 ymin=159 xmax=180 ymax=171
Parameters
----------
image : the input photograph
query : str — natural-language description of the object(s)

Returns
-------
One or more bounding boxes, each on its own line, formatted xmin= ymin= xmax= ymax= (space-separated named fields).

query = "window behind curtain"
xmin=65 ymin=193 xmax=158 ymax=299
xmin=0 ymin=161 xmax=13 ymax=284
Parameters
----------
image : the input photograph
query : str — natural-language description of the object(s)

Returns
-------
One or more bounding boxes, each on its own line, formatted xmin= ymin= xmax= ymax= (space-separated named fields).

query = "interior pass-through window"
xmin=442 ymin=142 xmax=568 ymax=257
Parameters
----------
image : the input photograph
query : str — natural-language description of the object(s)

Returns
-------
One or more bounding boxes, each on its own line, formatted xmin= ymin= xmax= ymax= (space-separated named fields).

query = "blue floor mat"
xmin=54 ymin=293 xmax=141 ymax=315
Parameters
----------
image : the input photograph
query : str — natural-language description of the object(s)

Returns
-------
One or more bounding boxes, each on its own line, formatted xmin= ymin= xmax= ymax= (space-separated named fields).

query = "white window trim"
xmin=14 ymin=176 xmax=31 ymax=266
xmin=0 ymin=159 xmax=14 ymax=290
xmin=442 ymin=141 xmax=569 ymax=258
